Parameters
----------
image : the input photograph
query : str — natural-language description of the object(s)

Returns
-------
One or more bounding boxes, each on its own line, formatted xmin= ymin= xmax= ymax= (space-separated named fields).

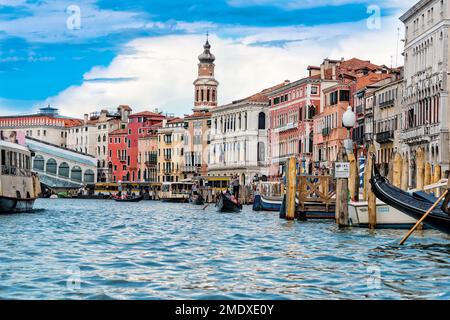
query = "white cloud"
xmin=0 ymin=0 xmax=147 ymax=43
xmin=43 ymin=15 xmax=404 ymax=118
xmin=227 ymin=0 xmax=414 ymax=10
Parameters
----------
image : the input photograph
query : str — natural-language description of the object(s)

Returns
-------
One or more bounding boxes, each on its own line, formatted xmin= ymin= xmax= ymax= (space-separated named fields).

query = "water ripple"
xmin=0 ymin=199 xmax=448 ymax=299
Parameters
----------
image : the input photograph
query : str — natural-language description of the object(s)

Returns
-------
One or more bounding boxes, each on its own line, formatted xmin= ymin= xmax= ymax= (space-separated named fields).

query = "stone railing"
xmin=273 ymin=122 xmax=298 ymax=134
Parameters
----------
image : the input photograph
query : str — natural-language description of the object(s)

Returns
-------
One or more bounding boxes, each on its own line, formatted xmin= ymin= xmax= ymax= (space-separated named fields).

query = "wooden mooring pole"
xmin=416 ymin=148 xmax=425 ymax=191
xmin=286 ymin=156 xmax=297 ymax=220
xmin=393 ymin=153 xmax=402 ymax=188
xmin=434 ymin=164 xmax=442 ymax=197
xmin=401 ymin=156 xmax=409 ymax=191
xmin=366 ymin=144 xmax=377 ymax=229
xmin=424 ymin=161 xmax=432 ymax=190
xmin=348 ymin=153 xmax=359 ymax=202
xmin=335 ymin=148 xmax=349 ymax=227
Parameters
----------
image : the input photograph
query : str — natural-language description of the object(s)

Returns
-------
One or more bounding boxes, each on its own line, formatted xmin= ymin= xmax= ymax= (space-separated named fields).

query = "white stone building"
xmin=0 ymin=106 xmax=81 ymax=147
xmin=66 ymin=105 xmax=130 ymax=182
xmin=373 ymin=70 xmax=404 ymax=174
xmin=400 ymin=0 xmax=450 ymax=184
xmin=208 ymin=85 xmax=283 ymax=185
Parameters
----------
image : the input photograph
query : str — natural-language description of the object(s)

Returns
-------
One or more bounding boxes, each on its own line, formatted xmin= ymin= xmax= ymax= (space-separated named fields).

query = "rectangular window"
xmin=339 ymin=90 xmax=350 ymax=102
xmin=330 ymin=91 xmax=338 ymax=105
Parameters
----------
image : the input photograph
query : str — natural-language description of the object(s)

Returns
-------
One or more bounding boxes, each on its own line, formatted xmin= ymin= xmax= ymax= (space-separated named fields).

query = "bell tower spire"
xmin=193 ymin=34 xmax=219 ymax=111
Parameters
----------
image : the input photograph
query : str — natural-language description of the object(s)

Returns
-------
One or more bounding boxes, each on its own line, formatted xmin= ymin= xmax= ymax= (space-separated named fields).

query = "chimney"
xmin=84 ymin=114 xmax=88 ymax=124
xmin=332 ymin=65 xmax=336 ymax=80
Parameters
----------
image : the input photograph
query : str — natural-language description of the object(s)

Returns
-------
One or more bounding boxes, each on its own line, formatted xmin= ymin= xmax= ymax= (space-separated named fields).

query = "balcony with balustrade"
xmin=182 ymin=165 xmax=200 ymax=173
xmin=355 ymin=105 xmax=364 ymax=115
xmin=379 ymin=99 xmax=395 ymax=109
xmin=376 ymin=131 xmax=394 ymax=144
xmin=322 ymin=127 xmax=330 ymax=137
xmin=273 ymin=122 xmax=298 ymax=134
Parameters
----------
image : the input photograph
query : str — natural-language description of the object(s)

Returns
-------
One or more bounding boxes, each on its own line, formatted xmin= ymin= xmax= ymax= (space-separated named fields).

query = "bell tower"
xmin=194 ymin=34 xmax=219 ymax=111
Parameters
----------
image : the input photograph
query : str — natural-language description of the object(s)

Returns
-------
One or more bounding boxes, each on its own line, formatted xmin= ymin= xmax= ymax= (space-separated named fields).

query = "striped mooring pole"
xmin=359 ymin=156 xmax=365 ymax=189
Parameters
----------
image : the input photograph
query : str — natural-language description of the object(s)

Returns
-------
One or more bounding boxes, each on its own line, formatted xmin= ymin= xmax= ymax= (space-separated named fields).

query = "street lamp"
xmin=342 ymin=106 xmax=356 ymax=153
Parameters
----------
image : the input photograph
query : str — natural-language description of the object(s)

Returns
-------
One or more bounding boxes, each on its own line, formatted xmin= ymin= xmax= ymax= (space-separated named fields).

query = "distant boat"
xmin=189 ymin=193 xmax=205 ymax=205
xmin=114 ymin=195 xmax=144 ymax=203
xmin=370 ymin=157 xmax=450 ymax=235
xmin=160 ymin=182 xmax=192 ymax=203
xmin=216 ymin=193 xmax=242 ymax=213
xmin=0 ymin=140 xmax=40 ymax=213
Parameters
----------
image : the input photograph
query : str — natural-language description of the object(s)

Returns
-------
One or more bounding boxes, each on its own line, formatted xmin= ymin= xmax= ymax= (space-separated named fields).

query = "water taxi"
xmin=0 ymin=140 xmax=41 ymax=213
xmin=160 ymin=182 xmax=193 ymax=203
xmin=253 ymin=181 xmax=283 ymax=211
xmin=348 ymin=200 xmax=418 ymax=229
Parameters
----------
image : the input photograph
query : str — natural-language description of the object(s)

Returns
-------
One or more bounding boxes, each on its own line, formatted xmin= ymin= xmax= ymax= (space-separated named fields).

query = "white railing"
xmin=430 ymin=123 xmax=441 ymax=136
xmin=273 ymin=122 xmax=298 ymax=134
xmin=400 ymin=126 xmax=425 ymax=141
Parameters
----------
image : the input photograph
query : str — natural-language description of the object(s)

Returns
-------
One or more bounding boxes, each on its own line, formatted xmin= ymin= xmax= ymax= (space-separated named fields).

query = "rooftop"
xmin=355 ymin=73 xmax=392 ymax=91
xmin=109 ymin=128 xmax=128 ymax=136
xmin=129 ymin=111 xmax=166 ymax=119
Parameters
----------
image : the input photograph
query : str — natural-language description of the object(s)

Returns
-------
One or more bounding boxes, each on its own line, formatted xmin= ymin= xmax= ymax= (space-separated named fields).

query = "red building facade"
xmin=267 ymin=76 xmax=324 ymax=178
xmin=108 ymin=129 xmax=128 ymax=182
xmin=108 ymin=111 xmax=166 ymax=182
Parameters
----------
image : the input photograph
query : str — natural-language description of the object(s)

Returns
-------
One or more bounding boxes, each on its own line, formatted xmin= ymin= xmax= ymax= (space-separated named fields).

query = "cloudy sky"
xmin=0 ymin=0 xmax=414 ymax=118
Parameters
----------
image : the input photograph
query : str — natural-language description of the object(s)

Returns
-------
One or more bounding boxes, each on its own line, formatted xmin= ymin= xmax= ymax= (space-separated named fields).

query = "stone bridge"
xmin=25 ymin=137 xmax=97 ymax=190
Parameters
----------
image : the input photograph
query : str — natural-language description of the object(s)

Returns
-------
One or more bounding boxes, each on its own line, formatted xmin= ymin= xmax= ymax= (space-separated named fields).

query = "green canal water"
xmin=0 ymin=199 xmax=449 ymax=299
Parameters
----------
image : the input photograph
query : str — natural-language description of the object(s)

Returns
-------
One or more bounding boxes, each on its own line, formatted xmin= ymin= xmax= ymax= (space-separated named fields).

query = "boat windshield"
xmin=0 ymin=147 xmax=31 ymax=177
xmin=172 ymin=183 xmax=193 ymax=194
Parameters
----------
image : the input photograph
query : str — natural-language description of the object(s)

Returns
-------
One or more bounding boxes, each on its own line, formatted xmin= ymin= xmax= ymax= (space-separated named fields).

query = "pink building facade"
xmin=267 ymin=77 xmax=323 ymax=178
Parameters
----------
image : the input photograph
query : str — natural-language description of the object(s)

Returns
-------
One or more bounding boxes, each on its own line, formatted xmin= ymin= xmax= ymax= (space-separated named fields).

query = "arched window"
xmin=212 ymin=90 xmax=216 ymax=102
xmin=33 ymin=155 xmax=45 ymax=171
xmin=103 ymin=135 xmax=106 ymax=142
xmin=257 ymin=142 xmax=265 ymax=162
xmin=258 ymin=112 xmax=266 ymax=130
xmin=207 ymin=89 xmax=210 ymax=102
xmin=46 ymin=158 xmax=57 ymax=175
xmin=98 ymin=135 xmax=101 ymax=142
xmin=84 ymin=169 xmax=95 ymax=183
xmin=71 ymin=166 xmax=82 ymax=182
xmin=58 ymin=162 xmax=70 ymax=178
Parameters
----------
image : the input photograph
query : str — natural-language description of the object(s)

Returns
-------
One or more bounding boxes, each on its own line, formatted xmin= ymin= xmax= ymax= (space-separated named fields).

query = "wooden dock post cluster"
xmin=392 ymin=149 xmax=443 ymax=193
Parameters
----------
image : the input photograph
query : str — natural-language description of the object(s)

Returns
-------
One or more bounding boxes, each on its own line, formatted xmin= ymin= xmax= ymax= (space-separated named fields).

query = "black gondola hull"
xmin=190 ymin=195 xmax=205 ymax=205
xmin=114 ymin=195 xmax=144 ymax=203
xmin=370 ymin=159 xmax=450 ymax=235
xmin=216 ymin=194 xmax=242 ymax=213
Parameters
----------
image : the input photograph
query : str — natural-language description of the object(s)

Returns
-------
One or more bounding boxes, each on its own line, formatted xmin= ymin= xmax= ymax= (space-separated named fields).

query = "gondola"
xmin=370 ymin=156 xmax=450 ymax=235
xmin=216 ymin=193 xmax=242 ymax=213
xmin=189 ymin=194 xmax=205 ymax=205
xmin=114 ymin=195 xmax=144 ymax=203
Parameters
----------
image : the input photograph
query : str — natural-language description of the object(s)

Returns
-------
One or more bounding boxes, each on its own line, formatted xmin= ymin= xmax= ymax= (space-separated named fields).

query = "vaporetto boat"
xmin=0 ymin=140 xmax=41 ymax=213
